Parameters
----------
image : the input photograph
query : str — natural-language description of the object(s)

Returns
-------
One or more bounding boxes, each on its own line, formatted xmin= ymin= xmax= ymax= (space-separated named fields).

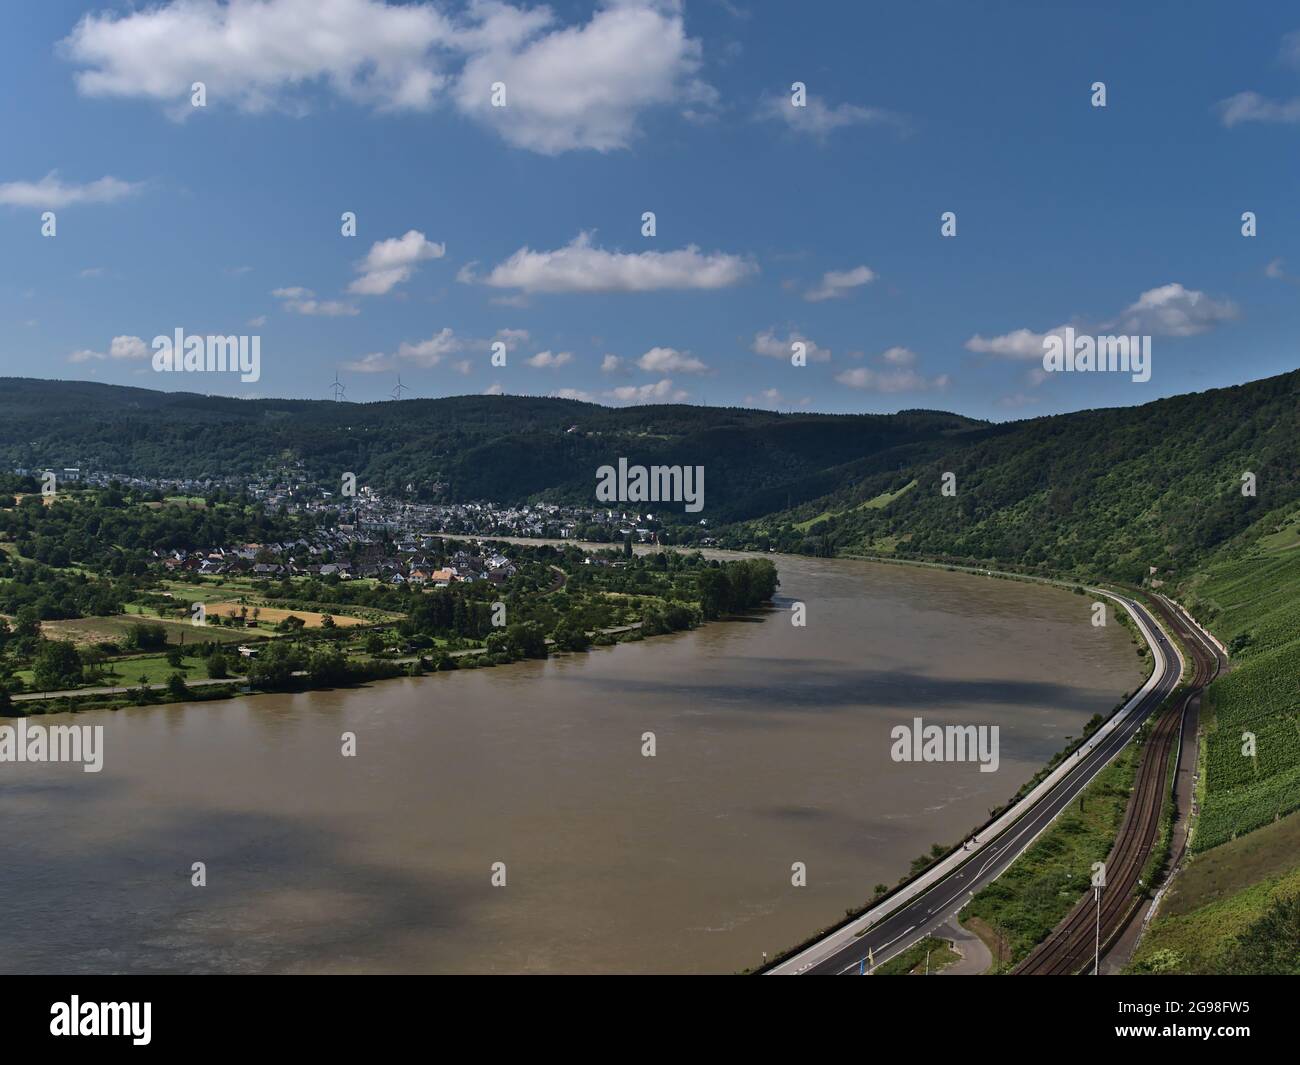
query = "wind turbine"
xmin=391 ymin=374 xmax=410 ymax=401
xmin=329 ymin=371 xmax=346 ymax=402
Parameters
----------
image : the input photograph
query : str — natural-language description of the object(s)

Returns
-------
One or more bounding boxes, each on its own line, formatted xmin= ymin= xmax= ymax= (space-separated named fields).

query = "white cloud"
xmin=751 ymin=328 xmax=830 ymax=362
xmin=342 ymin=352 xmax=395 ymax=373
xmin=247 ymin=315 xmax=268 ymax=327
xmin=804 ymin=264 xmax=876 ymax=302
xmin=743 ymin=388 xmax=811 ymax=409
xmin=483 ymin=382 xmax=505 ymax=395
xmin=965 ymin=283 xmax=1237 ymax=373
xmin=349 ymin=229 xmax=445 ymax=295
xmin=109 ymin=335 xmax=148 ymax=360
xmin=1217 ymin=91 xmax=1300 ymax=126
xmin=272 ymin=287 xmax=359 ymax=316
xmin=61 ymin=0 xmax=713 ymax=153
xmin=398 ymin=327 xmax=462 ymax=366
xmin=601 ymin=353 xmax=625 ymax=374
xmin=526 ymin=349 xmax=573 ymax=369
xmin=834 ymin=367 xmax=949 ymax=393
xmin=66 ymin=334 xmax=150 ymax=364
xmin=758 ymin=93 xmax=904 ymax=140
xmin=1113 ymin=283 xmax=1237 ymax=337
xmin=604 ymin=377 xmax=688 ymax=404
xmin=880 ymin=346 xmax=916 ymax=365
xmin=466 ymin=231 xmax=756 ymax=293
xmin=452 ymin=0 xmax=715 ymax=153
xmin=0 ymin=171 xmax=141 ymax=207
xmin=550 ymin=387 xmax=596 ymax=401
xmin=965 ymin=326 xmax=1067 ymax=360
xmin=489 ymin=327 xmax=530 ymax=350
xmin=636 ymin=346 xmax=708 ymax=374
xmin=61 ymin=0 xmax=454 ymax=118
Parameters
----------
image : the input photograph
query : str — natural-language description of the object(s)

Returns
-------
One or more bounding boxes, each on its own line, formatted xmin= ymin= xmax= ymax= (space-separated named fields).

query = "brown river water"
xmin=0 ymin=554 xmax=1143 ymax=974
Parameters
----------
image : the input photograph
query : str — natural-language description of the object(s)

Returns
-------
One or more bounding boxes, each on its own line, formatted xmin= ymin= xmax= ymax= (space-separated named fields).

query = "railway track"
xmin=1014 ymin=593 xmax=1220 ymax=975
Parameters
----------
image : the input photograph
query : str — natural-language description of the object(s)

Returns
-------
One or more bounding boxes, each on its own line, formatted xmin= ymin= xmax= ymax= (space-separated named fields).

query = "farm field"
xmin=16 ymin=651 xmax=215 ymax=690
xmin=40 ymin=614 xmax=256 ymax=647
xmin=200 ymin=602 xmax=370 ymax=628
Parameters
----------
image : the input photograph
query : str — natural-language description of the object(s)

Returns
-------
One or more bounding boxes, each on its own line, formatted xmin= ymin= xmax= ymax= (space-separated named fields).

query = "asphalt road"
xmin=772 ymin=593 xmax=1181 ymax=976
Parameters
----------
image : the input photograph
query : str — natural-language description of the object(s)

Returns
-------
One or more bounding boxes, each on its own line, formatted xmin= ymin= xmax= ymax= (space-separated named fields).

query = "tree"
xmin=167 ymin=673 xmax=191 ymax=699
xmin=552 ymin=616 xmax=591 ymax=652
xmin=506 ymin=621 xmax=548 ymax=659
xmin=206 ymin=651 xmax=229 ymax=679
xmin=33 ymin=640 xmax=83 ymax=691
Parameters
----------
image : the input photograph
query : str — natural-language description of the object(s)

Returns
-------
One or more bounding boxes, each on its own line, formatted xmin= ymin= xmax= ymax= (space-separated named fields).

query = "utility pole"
xmin=1094 ymin=884 xmax=1102 ymax=975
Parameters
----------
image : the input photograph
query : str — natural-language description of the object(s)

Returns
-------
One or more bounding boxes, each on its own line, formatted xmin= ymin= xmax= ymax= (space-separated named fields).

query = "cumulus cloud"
xmin=965 ymin=283 xmax=1237 ymax=362
xmin=758 ymin=93 xmax=905 ymax=140
xmin=398 ymin=327 xmax=462 ymax=366
xmin=349 ymin=229 xmax=445 ymax=295
xmin=743 ymin=388 xmax=811 ymax=409
xmin=832 ymin=345 xmax=948 ymax=393
xmin=342 ymin=352 xmax=395 ymax=373
xmin=1113 ymin=283 xmax=1237 ymax=337
xmin=601 ymin=353 xmax=625 ymax=374
xmin=1217 ymin=92 xmax=1300 ymax=126
xmin=636 ymin=346 xmax=708 ymax=374
xmin=604 ymin=377 xmax=688 ymax=404
xmin=483 ymin=382 xmax=505 ymax=395
xmin=751 ymin=328 xmax=830 ymax=362
xmin=804 ymin=264 xmax=876 ymax=302
xmin=465 ymin=231 xmax=755 ymax=293
xmin=1215 ymin=32 xmax=1300 ymax=126
xmin=453 ymin=0 xmax=716 ymax=153
xmin=965 ymin=326 xmax=1069 ymax=360
xmin=109 ymin=335 xmax=149 ymax=360
xmin=351 ymin=326 xmax=526 ymax=372
xmin=61 ymin=0 xmax=454 ymax=117
xmin=834 ymin=366 xmax=949 ymax=393
xmin=880 ymin=346 xmax=916 ymax=365
xmin=550 ymin=387 xmax=596 ymax=401
xmin=0 ymin=171 xmax=141 ymax=207
xmin=272 ymin=286 xmax=359 ymax=316
xmin=60 ymin=0 xmax=713 ymax=152
xmin=526 ymin=349 xmax=573 ymax=369
xmin=66 ymin=334 xmax=150 ymax=363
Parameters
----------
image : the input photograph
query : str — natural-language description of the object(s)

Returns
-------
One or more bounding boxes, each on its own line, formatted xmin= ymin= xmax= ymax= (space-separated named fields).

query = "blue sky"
xmin=1 ymin=0 xmax=1297 ymax=419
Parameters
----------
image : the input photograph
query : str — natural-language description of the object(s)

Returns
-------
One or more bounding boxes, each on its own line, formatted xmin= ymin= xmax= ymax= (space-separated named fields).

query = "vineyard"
xmin=1183 ymin=541 xmax=1300 ymax=850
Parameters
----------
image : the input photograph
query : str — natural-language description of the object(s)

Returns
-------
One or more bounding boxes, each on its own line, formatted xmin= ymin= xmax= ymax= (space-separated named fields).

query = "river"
xmin=0 ymin=554 xmax=1144 ymax=974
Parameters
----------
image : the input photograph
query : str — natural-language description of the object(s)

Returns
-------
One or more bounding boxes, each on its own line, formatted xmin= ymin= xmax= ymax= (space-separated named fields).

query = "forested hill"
xmin=738 ymin=369 xmax=1300 ymax=582
xmin=0 ymin=378 xmax=982 ymax=523
xmin=5 ymin=370 xmax=1300 ymax=580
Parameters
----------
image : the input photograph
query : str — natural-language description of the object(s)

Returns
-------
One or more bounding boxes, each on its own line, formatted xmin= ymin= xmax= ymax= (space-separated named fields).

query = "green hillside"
xmin=729 ymin=370 xmax=1300 ymax=582
xmin=0 ymin=378 xmax=980 ymax=524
